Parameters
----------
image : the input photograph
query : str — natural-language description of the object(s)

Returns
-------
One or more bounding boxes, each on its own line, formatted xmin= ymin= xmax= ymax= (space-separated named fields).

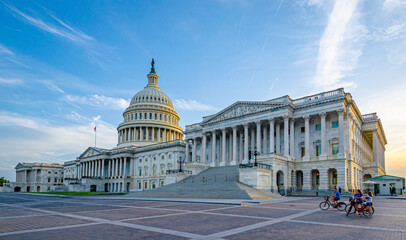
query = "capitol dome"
xmin=117 ymin=60 xmax=183 ymax=147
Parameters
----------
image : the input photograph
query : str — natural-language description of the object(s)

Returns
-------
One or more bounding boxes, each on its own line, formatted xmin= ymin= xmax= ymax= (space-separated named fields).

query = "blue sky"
xmin=1 ymin=0 xmax=406 ymax=181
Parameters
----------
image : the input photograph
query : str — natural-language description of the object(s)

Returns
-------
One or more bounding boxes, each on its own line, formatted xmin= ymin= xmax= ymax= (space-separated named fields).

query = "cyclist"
xmin=364 ymin=191 xmax=373 ymax=218
xmin=329 ymin=186 xmax=341 ymax=207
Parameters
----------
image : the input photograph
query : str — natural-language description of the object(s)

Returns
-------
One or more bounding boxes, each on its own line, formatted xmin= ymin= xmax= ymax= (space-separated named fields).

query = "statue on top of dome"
xmin=150 ymin=58 xmax=156 ymax=73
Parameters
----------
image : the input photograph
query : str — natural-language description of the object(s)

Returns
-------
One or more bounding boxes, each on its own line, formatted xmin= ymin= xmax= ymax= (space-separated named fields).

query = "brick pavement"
xmin=0 ymin=193 xmax=405 ymax=239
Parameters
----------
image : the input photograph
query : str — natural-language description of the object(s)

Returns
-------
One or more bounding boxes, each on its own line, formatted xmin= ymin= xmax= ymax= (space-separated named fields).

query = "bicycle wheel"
xmin=319 ymin=201 xmax=330 ymax=210
xmin=346 ymin=205 xmax=355 ymax=216
xmin=336 ymin=202 xmax=346 ymax=211
xmin=371 ymin=207 xmax=375 ymax=215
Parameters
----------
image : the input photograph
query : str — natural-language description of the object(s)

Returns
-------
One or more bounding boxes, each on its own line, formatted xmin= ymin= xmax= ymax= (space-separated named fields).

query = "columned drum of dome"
xmin=117 ymin=60 xmax=183 ymax=147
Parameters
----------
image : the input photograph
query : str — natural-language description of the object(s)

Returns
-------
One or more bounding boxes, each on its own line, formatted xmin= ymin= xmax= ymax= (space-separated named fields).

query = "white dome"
xmin=129 ymin=86 xmax=173 ymax=108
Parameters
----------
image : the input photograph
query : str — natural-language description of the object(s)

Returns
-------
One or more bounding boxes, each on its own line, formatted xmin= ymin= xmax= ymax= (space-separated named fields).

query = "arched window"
xmin=149 ymin=113 xmax=152 ymax=119
xmin=144 ymin=166 xmax=148 ymax=175
xmin=152 ymin=165 xmax=157 ymax=175
xmin=160 ymin=114 xmax=162 ymax=120
xmin=160 ymin=164 xmax=165 ymax=175
xmin=167 ymin=163 xmax=172 ymax=170
xmin=164 ymin=115 xmax=167 ymax=121
xmin=131 ymin=114 xmax=133 ymax=120
xmin=144 ymin=113 xmax=147 ymax=119
xmin=140 ymin=113 xmax=142 ymax=119
xmin=135 ymin=114 xmax=137 ymax=120
xmin=155 ymin=113 xmax=157 ymax=120
xmin=138 ymin=167 xmax=142 ymax=176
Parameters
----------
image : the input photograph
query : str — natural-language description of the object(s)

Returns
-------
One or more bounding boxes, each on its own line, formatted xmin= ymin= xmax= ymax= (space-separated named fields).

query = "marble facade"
xmin=184 ymin=88 xmax=387 ymax=194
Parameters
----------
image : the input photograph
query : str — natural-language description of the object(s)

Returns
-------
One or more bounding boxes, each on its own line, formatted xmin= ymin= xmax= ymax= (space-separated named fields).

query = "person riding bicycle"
xmin=354 ymin=189 xmax=363 ymax=203
xmin=329 ymin=186 xmax=341 ymax=207
xmin=364 ymin=191 xmax=373 ymax=218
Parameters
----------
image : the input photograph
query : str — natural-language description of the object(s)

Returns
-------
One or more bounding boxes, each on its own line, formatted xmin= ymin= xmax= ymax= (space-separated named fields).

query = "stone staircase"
xmin=129 ymin=166 xmax=278 ymax=199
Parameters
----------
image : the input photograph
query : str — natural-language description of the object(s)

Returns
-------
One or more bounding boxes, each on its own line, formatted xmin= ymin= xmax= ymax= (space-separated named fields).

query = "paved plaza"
xmin=0 ymin=193 xmax=405 ymax=239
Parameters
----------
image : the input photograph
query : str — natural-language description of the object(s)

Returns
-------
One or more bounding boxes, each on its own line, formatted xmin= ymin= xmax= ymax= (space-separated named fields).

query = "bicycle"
xmin=345 ymin=197 xmax=375 ymax=217
xmin=319 ymin=196 xmax=346 ymax=211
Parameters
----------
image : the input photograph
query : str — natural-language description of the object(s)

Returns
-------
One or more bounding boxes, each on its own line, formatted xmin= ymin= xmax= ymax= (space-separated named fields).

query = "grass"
xmin=32 ymin=192 xmax=128 ymax=196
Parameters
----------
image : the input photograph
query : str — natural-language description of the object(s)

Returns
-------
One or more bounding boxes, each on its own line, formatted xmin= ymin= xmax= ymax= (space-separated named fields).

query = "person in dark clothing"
xmin=339 ymin=187 xmax=342 ymax=195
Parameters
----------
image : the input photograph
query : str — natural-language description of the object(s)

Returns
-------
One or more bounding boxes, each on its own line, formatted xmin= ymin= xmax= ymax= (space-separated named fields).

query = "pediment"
xmin=203 ymin=101 xmax=283 ymax=124
xmin=79 ymin=147 xmax=104 ymax=159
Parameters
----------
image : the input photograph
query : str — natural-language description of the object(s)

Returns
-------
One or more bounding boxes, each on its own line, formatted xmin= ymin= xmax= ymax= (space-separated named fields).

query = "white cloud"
xmin=313 ymin=0 xmax=365 ymax=92
xmin=65 ymin=94 xmax=129 ymax=110
xmin=374 ymin=22 xmax=406 ymax=41
xmin=174 ymin=99 xmax=217 ymax=111
xmin=4 ymin=3 xmax=94 ymax=45
xmin=37 ymin=80 xmax=66 ymax=94
xmin=0 ymin=111 xmax=117 ymax=181
xmin=0 ymin=43 xmax=14 ymax=56
xmin=383 ymin=0 xmax=406 ymax=10
xmin=0 ymin=77 xmax=23 ymax=85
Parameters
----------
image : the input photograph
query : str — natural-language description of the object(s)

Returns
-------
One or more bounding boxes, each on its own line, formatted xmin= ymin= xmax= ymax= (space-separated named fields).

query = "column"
xmin=290 ymin=119 xmax=295 ymax=158
xmin=283 ymin=116 xmax=289 ymax=157
xmin=276 ymin=122 xmax=281 ymax=154
xmin=269 ymin=119 xmax=275 ymax=154
xmin=221 ymin=128 xmax=226 ymax=166
xmin=152 ymin=127 xmax=155 ymax=141
xmin=202 ymin=133 xmax=207 ymax=163
xmin=123 ymin=158 xmax=127 ymax=178
xmin=239 ymin=130 xmax=244 ymax=163
xmin=373 ymin=130 xmax=378 ymax=166
xmin=320 ymin=112 xmax=327 ymax=157
xmin=232 ymin=126 xmax=237 ymax=165
xmin=115 ymin=158 xmax=118 ymax=177
xmin=263 ymin=125 xmax=267 ymax=154
xmin=108 ymin=160 xmax=111 ymax=178
xmin=119 ymin=158 xmax=123 ymax=177
xmin=211 ymin=131 xmax=216 ymax=166
xmin=185 ymin=140 xmax=190 ymax=162
xmin=130 ymin=158 xmax=134 ymax=177
xmin=304 ymin=115 xmax=310 ymax=159
xmin=250 ymin=127 xmax=255 ymax=152
xmin=256 ymin=121 xmax=261 ymax=154
xmin=338 ymin=110 xmax=344 ymax=155
xmin=244 ymin=124 xmax=249 ymax=163
xmin=192 ymin=138 xmax=197 ymax=162
xmin=101 ymin=159 xmax=104 ymax=178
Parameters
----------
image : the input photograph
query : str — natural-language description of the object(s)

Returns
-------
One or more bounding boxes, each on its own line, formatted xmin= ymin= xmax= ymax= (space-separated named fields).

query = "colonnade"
xmin=79 ymin=157 xmax=134 ymax=179
xmin=185 ymin=111 xmax=346 ymax=166
xmin=118 ymin=126 xmax=182 ymax=144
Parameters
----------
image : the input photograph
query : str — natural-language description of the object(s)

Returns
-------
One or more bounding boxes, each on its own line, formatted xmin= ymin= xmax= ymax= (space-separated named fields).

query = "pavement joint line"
xmin=198 ymin=208 xmax=321 ymax=239
xmin=118 ymin=212 xmax=191 ymax=222
xmin=0 ymin=213 xmax=54 ymax=220
xmin=288 ymin=219 xmax=406 ymax=233
xmin=248 ymin=205 xmax=310 ymax=211
xmin=197 ymin=211 xmax=276 ymax=220
xmin=0 ymin=201 xmax=206 ymax=239
xmin=0 ymin=222 xmax=103 ymax=237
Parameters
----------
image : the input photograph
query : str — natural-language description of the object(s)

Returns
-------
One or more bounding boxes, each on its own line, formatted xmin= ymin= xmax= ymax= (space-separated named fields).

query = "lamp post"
xmin=177 ymin=156 xmax=184 ymax=173
xmin=254 ymin=147 xmax=258 ymax=167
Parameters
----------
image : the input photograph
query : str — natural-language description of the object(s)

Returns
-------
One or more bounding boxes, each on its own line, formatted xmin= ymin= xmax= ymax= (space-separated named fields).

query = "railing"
xmin=64 ymin=178 xmax=78 ymax=180
xmin=166 ymin=169 xmax=192 ymax=175
xmin=81 ymin=176 xmax=102 ymax=179
xmin=293 ymin=88 xmax=343 ymax=105
xmin=239 ymin=163 xmax=272 ymax=170
xmin=362 ymin=113 xmax=377 ymax=121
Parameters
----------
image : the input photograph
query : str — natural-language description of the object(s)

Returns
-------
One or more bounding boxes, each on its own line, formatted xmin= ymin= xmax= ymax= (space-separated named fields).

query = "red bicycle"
xmin=345 ymin=197 xmax=375 ymax=217
xmin=319 ymin=196 xmax=346 ymax=211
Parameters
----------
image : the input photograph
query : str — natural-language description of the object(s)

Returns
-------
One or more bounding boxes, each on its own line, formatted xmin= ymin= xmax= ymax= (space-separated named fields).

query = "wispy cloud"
xmin=0 ymin=43 xmax=14 ymax=56
xmin=174 ymin=99 xmax=217 ymax=111
xmin=65 ymin=94 xmax=129 ymax=110
xmin=4 ymin=2 xmax=94 ymax=45
xmin=0 ymin=77 xmax=23 ymax=85
xmin=0 ymin=111 xmax=117 ymax=181
xmin=373 ymin=22 xmax=406 ymax=41
xmin=383 ymin=0 xmax=406 ymax=11
xmin=313 ymin=0 xmax=365 ymax=91
xmin=37 ymin=80 xmax=66 ymax=94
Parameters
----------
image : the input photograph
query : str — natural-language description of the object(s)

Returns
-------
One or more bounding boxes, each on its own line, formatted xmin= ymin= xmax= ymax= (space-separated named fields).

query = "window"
xmin=160 ymin=180 xmax=164 ymax=187
xmin=149 ymin=113 xmax=152 ymax=119
xmin=48 ymin=178 xmax=51 ymax=183
xmin=54 ymin=178 xmax=58 ymax=183
xmin=316 ymin=145 xmax=321 ymax=156
xmin=138 ymin=167 xmax=142 ymax=176
xmin=160 ymin=114 xmax=162 ymax=120
xmin=140 ymin=113 xmax=142 ymax=119
xmin=131 ymin=114 xmax=133 ymax=120
xmin=332 ymin=121 xmax=338 ymax=128
xmin=144 ymin=113 xmax=147 ymax=119
xmin=300 ymin=127 xmax=305 ymax=133
xmin=155 ymin=113 xmax=157 ymax=120
xmin=138 ymin=182 xmax=142 ymax=189
xmin=315 ymin=124 xmax=321 ymax=131
xmin=135 ymin=114 xmax=137 ymax=120
xmin=332 ymin=143 xmax=339 ymax=155
xmin=301 ymin=147 xmax=305 ymax=158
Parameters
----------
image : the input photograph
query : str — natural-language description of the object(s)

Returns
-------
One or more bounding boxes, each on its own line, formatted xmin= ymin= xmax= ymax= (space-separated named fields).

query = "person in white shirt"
xmin=364 ymin=191 xmax=373 ymax=218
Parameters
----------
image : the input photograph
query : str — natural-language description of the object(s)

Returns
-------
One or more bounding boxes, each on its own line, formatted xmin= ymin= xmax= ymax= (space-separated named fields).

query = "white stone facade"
xmin=12 ymin=163 xmax=64 ymax=192
xmin=184 ymin=88 xmax=387 ymax=194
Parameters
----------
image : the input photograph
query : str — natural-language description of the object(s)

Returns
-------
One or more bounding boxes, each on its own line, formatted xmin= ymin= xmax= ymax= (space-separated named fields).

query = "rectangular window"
xmin=301 ymin=147 xmax=305 ymax=158
xmin=149 ymin=113 xmax=152 ymax=119
xmin=140 ymin=113 xmax=142 ymax=119
xmin=300 ymin=127 xmax=305 ymax=133
xmin=316 ymin=145 xmax=321 ymax=156
xmin=144 ymin=113 xmax=147 ymax=119
xmin=332 ymin=121 xmax=338 ymax=128
xmin=315 ymin=124 xmax=321 ymax=131
xmin=332 ymin=143 xmax=339 ymax=155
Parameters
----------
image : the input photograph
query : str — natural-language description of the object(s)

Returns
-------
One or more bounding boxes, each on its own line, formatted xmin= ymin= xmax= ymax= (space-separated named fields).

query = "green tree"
xmin=0 ymin=177 xmax=10 ymax=186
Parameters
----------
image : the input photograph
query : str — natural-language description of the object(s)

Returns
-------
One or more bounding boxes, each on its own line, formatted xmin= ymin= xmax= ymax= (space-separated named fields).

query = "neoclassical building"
xmin=12 ymin=163 xmax=64 ymax=192
xmin=183 ymin=88 xmax=386 ymax=194
xmin=63 ymin=61 xmax=186 ymax=192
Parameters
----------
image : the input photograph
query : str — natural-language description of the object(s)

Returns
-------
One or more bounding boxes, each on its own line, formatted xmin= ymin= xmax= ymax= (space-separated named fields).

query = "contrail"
xmin=275 ymin=0 xmax=285 ymax=17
